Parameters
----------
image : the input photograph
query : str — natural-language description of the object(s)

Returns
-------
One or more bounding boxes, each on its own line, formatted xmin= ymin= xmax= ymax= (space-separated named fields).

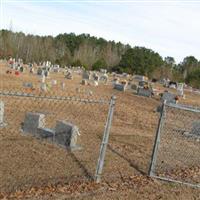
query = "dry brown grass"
xmin=1 ymin=61 xmax=200 ymax=199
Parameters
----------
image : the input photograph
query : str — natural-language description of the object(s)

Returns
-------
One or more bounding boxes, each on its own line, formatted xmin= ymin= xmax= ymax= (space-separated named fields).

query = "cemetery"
xmin=0 ymin=59 xmax=200 ymax=199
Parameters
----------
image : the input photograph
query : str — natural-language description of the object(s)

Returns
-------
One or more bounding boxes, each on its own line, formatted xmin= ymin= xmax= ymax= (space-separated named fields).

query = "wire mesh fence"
xmin=149 ymin=102 xmax=200 ymax=187
xmin=0 ymin=89 xmax=115 ymax=193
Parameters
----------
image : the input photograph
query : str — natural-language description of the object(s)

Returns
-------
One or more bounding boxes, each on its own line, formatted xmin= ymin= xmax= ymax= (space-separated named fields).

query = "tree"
xmin=186 ymin=67 xmax=200 ymax=89
xmin=164 ymin=56 xmax=175 ymax=66
xmin=0 ymin=29 xmax=128 ymax=68
xmin=92 ymin=59 xmax=107 ymax=71
xmin=72 ymin=59 xmax=82 ymax=66
xmin=157 ymin=56 xmax=176 ymax=80
xmin=181 ymin=56 xmax=198 ymax=79
xmin=118 ymin=47 xmax=163 ymax=76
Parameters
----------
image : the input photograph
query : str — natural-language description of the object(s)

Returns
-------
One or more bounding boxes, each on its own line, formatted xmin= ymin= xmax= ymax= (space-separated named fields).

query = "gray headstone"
xmin=93 ymin=73 xmax=100 ymax=81
xmin=114 ymin=83 xmax=126 ymax=91
xmin=82 ymin=71 xmax=90 ymax=80
xmin=137 ymin=88 xmax=152 ymax=97
xmin=23 ymin=82 xmax=33 ymax=88
xmin=161 ymin=92 xmax=176 ymax=104
xmin=20 ymin=66 xmax=24 ymax=72
xmin=37 ymin=68 xmax=43 ymax=75
xmin=44 ymin=70 xmax=49 ymax=77
xmin=65 ymin=72 xmax=73 ymax=79
xmin=23 ymin=112 xmax=45 ymax=135
xmin=190 ymin=122 xmax=200 ymax=136
xmin=54 ymin=121 xmax=79 ymax=149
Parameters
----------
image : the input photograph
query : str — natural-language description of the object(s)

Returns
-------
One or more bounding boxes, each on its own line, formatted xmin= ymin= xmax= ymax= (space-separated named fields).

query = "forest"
xmin=0 ymin=29 xmax=200 ymax=88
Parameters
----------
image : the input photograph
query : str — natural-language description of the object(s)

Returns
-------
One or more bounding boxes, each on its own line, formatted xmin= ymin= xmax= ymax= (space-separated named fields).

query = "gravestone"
xmin=37 ymin=68 xmax=43 ymax=75
xmin=23 ymin=112 xmax=45 ymax=135
xmin=0 ymin=101 xmax=6 ymax=127
xmin=82 ymin=71 xmax=91 ymax=80
xmin=100 ymin=69 xmax=107 ymax=74
xmin=81 ymin=79 xmax=87 ymax=85
xmin=30 ymin=67 xmax=34 ymax=73
xmin=93 ymin=73 xmax=100 ymax=81
xmin=137 ymin=88 xmax=152 ymax=97
xmin=44 ymin=70 xmax=49 ymax=77
xmin=131 ymin=84 xmax=137 ymax=90
xmin=177 ymin=83 xmax=184 ymax=96
xmin=40 ymin=83 xmax=47 ymax=92
xmin=161 ymin=92 xmax=177 ymax=104
xmin=114 ymin=83 xmax=126 ymax=91
xmin=190 ymin=121 xmax=200 ymax=136
xmin=156 ymin=91 xmax=177 ymax=112
xmin=23 ymin=82 xmax=33 ymax=89
xmin=54 ymin=120 xmax=80 ymax=150
xmin=65 ymin=72 xmax=73 ymax=79
xmin=100 ymin=74 xmax=108 ymax=83
xmin=41 ymin=74 xmax=46 ymax=83
xmin=19 ymin=66 xmax=24 ymax=72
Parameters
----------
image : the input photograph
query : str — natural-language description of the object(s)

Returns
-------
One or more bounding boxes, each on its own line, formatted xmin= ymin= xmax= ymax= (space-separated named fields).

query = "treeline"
xmin=116 ymin=48 xmax=200 ymax=88
xmin=0 ymin=29 xmax=130 ymax=68
xmin=0 ymin=29 xmax=200 ymax=88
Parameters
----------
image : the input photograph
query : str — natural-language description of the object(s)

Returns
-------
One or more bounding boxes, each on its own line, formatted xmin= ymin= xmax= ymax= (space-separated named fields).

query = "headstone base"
xmin=68 ymin=144 xmax=82 ymax=151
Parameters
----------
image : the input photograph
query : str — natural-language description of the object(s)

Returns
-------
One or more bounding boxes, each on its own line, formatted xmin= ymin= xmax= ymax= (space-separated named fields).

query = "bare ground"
xmin=0 ymin=61 xmax=200 ymax=199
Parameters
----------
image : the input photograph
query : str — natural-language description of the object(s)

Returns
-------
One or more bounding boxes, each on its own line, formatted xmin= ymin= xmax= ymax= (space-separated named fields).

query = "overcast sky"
xmin=1 ymin=0 xmax=200 ymax=63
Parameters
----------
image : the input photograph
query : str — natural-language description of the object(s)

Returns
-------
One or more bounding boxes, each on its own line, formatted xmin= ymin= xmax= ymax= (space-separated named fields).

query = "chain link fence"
xmin=149 ymin=102 xmax=200 ymax=187
xmin=0 ymin=88 xmax=115 ymax=193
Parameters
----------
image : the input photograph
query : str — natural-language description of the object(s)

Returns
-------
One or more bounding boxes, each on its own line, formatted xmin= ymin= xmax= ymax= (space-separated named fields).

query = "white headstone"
xmin=41 ymin=74 xmax=46 ymax=83
xmin=40 ymin=83 xmax=47 ymax=92
xmin=177 ymin=83 xmax=184 ymax=96
xmin=0 ymin=101 xmax=5 ymax=126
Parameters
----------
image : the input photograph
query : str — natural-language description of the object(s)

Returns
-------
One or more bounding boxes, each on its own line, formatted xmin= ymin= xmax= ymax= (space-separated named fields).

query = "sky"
xmin=1 ymin=0 xmax=200 ymax=63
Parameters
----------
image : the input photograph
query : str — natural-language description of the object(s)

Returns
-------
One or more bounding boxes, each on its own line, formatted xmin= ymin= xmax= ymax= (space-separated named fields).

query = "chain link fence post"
xmin=148 ymin=100 xmax=166 ymax=177
xmin=95 ymin=95 xmax=116 ymax=183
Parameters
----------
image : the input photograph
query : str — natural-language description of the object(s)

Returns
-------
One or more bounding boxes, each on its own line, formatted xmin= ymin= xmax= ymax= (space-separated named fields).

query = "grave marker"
xmin=82 ymin=71 xmax=91 ymax=80
xmin=54 ymin=121 xmax=80 ymax=150
xmin=161 ymin=91 xmax=177 ymax=104
xmin=23 ymin=112 xmax=45 ymax=135
xmin=0 ymin=101 xmax=6 ymax=127
xmin=177 ymin=83 xmax=184 ymax=96
xmin=137 ymin=88 xmax=152 ymax=97
xmin=190 ymin=121 xmax=200 ymax=136
xmin=114 ymin=83 xmax=126 ymax=91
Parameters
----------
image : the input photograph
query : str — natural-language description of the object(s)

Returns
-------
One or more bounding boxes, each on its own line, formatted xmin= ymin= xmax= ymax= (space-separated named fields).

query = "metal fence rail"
xmin=0 ymin=91 xmax=115 ymax=193
xmin=149 ymin=101 xmax=200 ymax=187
